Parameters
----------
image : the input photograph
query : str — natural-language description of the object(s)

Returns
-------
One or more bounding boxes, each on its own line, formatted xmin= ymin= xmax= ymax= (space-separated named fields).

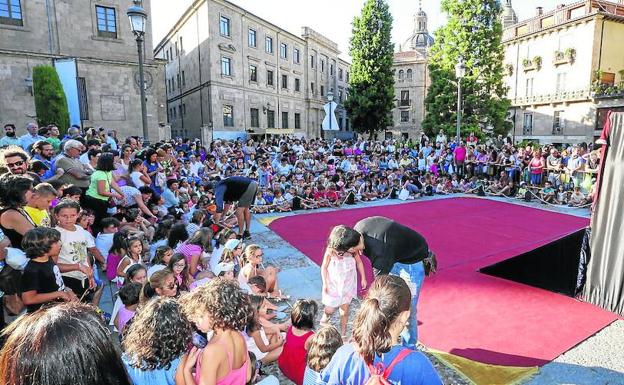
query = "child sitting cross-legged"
xmin=20 ymin=227 xmax=79 ymax=313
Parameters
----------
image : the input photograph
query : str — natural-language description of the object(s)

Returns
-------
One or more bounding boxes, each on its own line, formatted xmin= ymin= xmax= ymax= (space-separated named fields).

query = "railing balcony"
xmin=513 ymin=88 xmax=590 ymax=106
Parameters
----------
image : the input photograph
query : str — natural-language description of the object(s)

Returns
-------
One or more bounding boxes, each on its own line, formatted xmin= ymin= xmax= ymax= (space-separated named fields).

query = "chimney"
xmin=536 ymin=7 xmax=544 ymax=16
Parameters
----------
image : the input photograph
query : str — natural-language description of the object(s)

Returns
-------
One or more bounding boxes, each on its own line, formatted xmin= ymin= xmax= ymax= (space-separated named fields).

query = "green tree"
xmin=32 ymin=65 xmax=70 ymax=135
xmin=423 ymin=0 xmax=510 ymax=140
xmin=345 ymin=0 xmax=395 ymax=139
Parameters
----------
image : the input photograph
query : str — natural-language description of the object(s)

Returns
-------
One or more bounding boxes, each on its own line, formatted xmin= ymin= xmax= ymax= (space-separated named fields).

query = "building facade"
xmin=387 ymin=4 xmax=432 ymax=140
xmin=0 ymin=0 xmax=166 ymax=140
xmin=503 ymin=0 xmax=624 ymax=144
xmin=154 ymin=0 xmax=351 ymax=142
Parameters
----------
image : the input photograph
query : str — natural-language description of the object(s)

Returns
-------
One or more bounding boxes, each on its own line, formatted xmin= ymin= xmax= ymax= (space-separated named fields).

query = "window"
xmin=282 ymin=111 xmax=289 ymax=128
xmin=77 ymin=77 xmax=89 ymax=120
xmin=310 ymin=82 xmax=315 ymax=95
xmin=172 ymin=107 xmax=177 ymax=119
xmin=281 ymin=74 xmax=288 ymax=89
xmin=181 ymin=71 xmax=186 ymax=86
xmin=182 ymin=104 xmax=186 ymax=116
xmin=219 ymin=15 xmax=230 ymax=37
xmin=248 ymin=29 xmax=256 ymax=47
xmin=280 ymin=43 xmax=287 ymax=59
xmin=293 ymin=48 xmax=300 ymax=64
xmin=400 ymin=90 xmax=410 ymax=106
xmin=525 ymin=78 xmax=534 ymax=97
xmin=321 ymin=59 xmax=325 ymax=72
xmin=320 ymin=85 xmax=324 ymax=97
xmin=310 ymin=55 xmax=315 ymax=68
xmin=221 ymin=57 xmax=231 ymax=76
xmin=267 ymin=110 xmax=275 ymax=128
xmin=294 ymin=113 xmax=301 ymax=129
xmin=250 ymin=108 xmax=259 ymax=128
xmin=95 ymin=6 xmax=117 ymax=38
xmin=339 ymin=68 xmax=343 ymax=80
xmin=179 ymin=36 xmax=183 ymax=52
xmin=552 ymin=110 xmax=565 ymax=134
xmin=223 ymin=105 xmax=234 ymax=126
xmin=0 ymin=0 xmax=22 ymax=26
xmin=401 ymin=111 xmax=410 ymax=122
xmin=339 ymin=118 xmax=343 ymax=129
xmin=265 ymin=36 xmax=273 ymax=53
xmin=267 ymin=70 xmax=274 ymax=86
xmin=177 ymin=74 xmax=181 ymax=89
xmin=556 ymin=72 xmax=566 ymax=93
xmin=294 ymin=78 xmax=300 ymax=92
xmin=330 ymin=64 xmax=334 ymax=76
xmin=249 ymin=65 xmax=257 ymax=82
xmin=406 ymin=69 xmax=413 ymax=80
xmin=338 ymin=90 xmax=343 ymax=102
xmin=523 ymin=113 xmax=533 ymax=135
xmin=398 ymin=70 xmax=404 ymax=80
xmin=175 ymin=41 xmax=179 ymax=56
xmin=346 ymin=71 xmax=349 ymax=82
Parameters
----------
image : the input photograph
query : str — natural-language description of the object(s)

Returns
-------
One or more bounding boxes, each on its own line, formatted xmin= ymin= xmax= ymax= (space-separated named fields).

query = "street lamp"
xmin=455 ymin=57 xmax=466 ymax=144
xmin=127 ymin=1 xmax=149 ymax=143
xmin=327 ymin=90 xmax=334 ymax=130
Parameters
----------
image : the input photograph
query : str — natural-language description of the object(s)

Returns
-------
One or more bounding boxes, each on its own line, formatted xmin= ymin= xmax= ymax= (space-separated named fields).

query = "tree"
xmin=345 ymin=0 xmax=395 ymax=139
xmin=32 ymin=65 xmax=70 ymax=135
xmin=423 ymin=0 xmax=511 ymax=140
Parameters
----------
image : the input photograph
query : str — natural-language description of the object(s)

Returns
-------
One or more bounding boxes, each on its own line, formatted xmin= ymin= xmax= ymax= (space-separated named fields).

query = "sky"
xmin=151 ymin=0 xmax=577 ymax=59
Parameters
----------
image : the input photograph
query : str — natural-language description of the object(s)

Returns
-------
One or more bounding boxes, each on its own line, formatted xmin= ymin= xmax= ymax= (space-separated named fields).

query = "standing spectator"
xmin=528 ymin=150 xmax=545 ymax=186
xmin=83 ymin=152 xmax=124 ymax=234
xmin=19 ymin=122 xmax=45 ymax=151
xmin=435 ymin=129 xmax=447 ymax=145
xmin=20 ymin=227 xmax=78 ymax=312
xmin=212 ymin=176 xmax=259 ymax=239
xmin=0 ymin=123 xmax=20 ymax=147
xmin=46 ymin=124 xmax=62 ymax=153
xmin=32 ymin=140 xmax=57 ymax=181
xmin=453 ymin=141 xmax=467 ymax=176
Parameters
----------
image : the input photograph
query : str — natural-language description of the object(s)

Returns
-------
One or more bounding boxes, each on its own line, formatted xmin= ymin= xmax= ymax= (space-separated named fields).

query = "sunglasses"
xmin=6 ymin=160 xmax=25 ymax=168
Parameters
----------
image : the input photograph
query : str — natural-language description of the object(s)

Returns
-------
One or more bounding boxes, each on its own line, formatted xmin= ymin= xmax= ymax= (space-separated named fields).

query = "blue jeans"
xmin=390 ymin=261 xmax=425 ymax=348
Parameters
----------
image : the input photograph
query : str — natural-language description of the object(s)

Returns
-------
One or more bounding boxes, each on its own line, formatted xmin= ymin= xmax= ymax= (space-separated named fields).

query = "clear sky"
xmin=151 ymin=0 xmax=577 ymax=59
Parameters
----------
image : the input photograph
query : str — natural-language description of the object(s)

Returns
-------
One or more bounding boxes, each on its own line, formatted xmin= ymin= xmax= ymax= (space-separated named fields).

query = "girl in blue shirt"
xmin=321 ymin=275 xmax=442 ymax=385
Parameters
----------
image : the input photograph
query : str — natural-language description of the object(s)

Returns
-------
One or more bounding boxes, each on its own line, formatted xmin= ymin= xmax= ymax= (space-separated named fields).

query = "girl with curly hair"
xmin=122 ymin=297 xmax=192 ymax=385
xmin=302 ymin=326 xmax=342 ymax=385
xmin=179 ymin=278 xmax=253 ymax=385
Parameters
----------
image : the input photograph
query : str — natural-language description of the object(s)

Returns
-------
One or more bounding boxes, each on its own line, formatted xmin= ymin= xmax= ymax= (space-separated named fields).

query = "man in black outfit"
xmin=328 ymin=216 xmax=436 ymax=348
xmin=211 ymin=176 xmax=258 ymax=239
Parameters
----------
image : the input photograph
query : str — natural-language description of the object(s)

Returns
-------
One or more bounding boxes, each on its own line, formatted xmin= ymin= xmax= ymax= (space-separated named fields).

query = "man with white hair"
xmin=55 ymin=139 xmax=92 ymax=189
xmin=19 ymin=122 xmax=45 ymax=151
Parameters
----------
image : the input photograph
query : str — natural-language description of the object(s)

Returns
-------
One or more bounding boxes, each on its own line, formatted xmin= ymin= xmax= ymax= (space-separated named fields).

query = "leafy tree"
xmin=32 ymin=65 xmax=70 ymax=135
xmin=423 ymin=0 xmax=510 ymax=140
xmin=345 ymin=0 xmax=395 ymax=139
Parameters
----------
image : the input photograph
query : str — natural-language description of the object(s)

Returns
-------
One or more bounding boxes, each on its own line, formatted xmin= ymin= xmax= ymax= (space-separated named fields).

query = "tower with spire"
xmin=501 ymin=0 xmax=518 ymax=28
xmin=402 ymin=0 xmax=434 ymax=52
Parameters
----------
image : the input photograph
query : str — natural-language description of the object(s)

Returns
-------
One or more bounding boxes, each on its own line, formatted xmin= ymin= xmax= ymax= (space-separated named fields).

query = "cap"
xmin=214 ymin=261 xmax=235 ymax=276
xmin=224 ymin=238 xmax=242 ymax=250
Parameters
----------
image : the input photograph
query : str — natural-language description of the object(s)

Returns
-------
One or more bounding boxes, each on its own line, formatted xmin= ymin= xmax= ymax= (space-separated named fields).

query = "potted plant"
xmin=532 ymin=56 xmax=542 ymax=68
xmin=505 ymin=63 xmax=514 ymax=76
xmin=564 ymin=48 xmax=576 ymax=60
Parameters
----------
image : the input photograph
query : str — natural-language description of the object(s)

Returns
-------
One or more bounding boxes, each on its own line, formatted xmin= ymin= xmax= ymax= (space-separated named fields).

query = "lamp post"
xmin=455 ymin=57 xmax=466 ymax=144
xmin=127 ymin=1 xmax=149 ymax=142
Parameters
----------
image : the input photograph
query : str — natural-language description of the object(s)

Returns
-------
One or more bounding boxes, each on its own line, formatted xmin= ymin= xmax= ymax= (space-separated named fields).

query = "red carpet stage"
xmin=269 ymin=197 xmax=618 ymax=367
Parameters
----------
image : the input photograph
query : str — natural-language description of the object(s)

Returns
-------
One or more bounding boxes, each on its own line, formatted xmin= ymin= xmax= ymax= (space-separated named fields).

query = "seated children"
xmin=278 ymin=299 xmax=318 ymax=385
xmin=540 ymin=181 xmax=556 ymax=203
xmin=302 ymin=326 xmax=343 ymax=385
xmin=568 ymin=186 xmax=586 ymax=207
xmin=115 ymin=281 xmax=141 ymax=333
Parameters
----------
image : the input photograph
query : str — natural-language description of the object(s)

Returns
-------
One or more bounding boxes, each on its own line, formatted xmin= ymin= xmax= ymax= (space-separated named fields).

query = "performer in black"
xmin=211 ymin=176 xmax=258 ymax=239
xmin=327 ymin=216 xmax=436 ymax=348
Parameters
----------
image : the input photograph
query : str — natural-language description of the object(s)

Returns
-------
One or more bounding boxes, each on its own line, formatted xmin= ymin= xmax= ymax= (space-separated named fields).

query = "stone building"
xmin=503 ymin=0 xmax=624 ymax=144
xmin=387 ymin=3 xmax=432 ymax=140
xmin=154 ymin=0 xmax=351 ymax=142
xmin=0 ymin=0 xmax=165 ymax=140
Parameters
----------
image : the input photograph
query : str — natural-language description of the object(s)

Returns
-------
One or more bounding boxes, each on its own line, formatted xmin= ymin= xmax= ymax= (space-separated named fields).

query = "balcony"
xmin=591 ymin=83 xmax=624 ymax=99
xmin=553 ymin=49 xmax=576 ymax=66
xmin=513 ymin=89 xmax=590 ymax=106
xmin=522 ymin=56 xmax=542 ymax=72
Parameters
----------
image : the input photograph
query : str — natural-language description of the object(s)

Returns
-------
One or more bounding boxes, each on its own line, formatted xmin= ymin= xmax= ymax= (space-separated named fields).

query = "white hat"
xmin=224 ymin=239 xmax=242 ymax=250
xmin=214 ymin=261 xmax=235 ymax=276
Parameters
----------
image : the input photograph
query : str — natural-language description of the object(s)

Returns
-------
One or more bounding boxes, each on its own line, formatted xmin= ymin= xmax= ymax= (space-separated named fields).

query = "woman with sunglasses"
xmin=140 ymin=268 xmax=178 ymax=303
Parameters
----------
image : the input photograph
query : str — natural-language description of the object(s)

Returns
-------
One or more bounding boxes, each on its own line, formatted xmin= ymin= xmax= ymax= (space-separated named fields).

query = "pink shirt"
xmin=454 ymin=147 xmax=467 ymax=162
xmin=117 ymin=306 xmax=135 ymax=333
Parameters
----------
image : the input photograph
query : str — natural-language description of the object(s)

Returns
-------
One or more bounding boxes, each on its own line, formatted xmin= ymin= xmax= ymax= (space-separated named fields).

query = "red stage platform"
xmin=269 ymin=197 xmax=618 ymax=367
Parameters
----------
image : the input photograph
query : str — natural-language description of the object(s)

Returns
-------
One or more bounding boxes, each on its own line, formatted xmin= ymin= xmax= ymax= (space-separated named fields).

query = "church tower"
xmin=403 ymin=0 xmax=434 ymax=51
xmin=501 ymin=0 xmax=518 ymax=28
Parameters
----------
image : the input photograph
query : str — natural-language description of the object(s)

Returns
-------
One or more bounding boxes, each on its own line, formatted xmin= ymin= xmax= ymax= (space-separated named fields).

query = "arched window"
xmin=406 ymin=69 xmax=413 ymax=80
xmin=398 ymin=70 xmax=404 ymax=80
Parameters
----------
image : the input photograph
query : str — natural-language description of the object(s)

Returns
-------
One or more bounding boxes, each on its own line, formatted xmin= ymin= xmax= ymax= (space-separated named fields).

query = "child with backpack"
xmin=321 ymin=275 xmax=442 ymax=385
